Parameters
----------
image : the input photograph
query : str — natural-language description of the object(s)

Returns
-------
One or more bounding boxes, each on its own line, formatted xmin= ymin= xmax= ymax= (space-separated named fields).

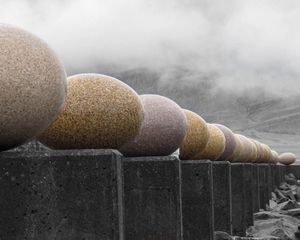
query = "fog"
xmin=1 ymin=0 xmax=300 ymax=96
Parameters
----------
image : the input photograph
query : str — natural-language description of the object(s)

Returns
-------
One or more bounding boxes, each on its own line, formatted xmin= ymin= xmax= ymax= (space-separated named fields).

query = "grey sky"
xmin=1 ymin=0 xmax=300 ymax=96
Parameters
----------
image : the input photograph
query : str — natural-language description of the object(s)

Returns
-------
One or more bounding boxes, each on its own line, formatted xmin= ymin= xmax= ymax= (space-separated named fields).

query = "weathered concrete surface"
xmin=0 ymin=149 xmax=123 ymax=240
xmin=123 ymin=156 xmax=182 ymax=240
xmin=213 ymin=161 xmax=232 ymax=235
xmin=181 ymin=160 xmax=214 ymax=240
xmin=252 ymin=165 xmax=260 ymax=212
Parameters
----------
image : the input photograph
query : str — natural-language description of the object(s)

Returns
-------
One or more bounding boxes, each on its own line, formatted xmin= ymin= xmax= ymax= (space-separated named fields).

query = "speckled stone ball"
xmin=214 ymin=124 xmax=236 ymax=161
xmin=192 ymin=124 xmax=225 ymax=161
xmin=38 ymin=74 xmax=143 ymax=149
xmin=234 ymin=135 xmax=255 ymax=162
xmin=270 ymin=150 xmax=279 ymax=164
xmin=119 ymin=94 xmax=187 ymax=157
xmin=278 ymin=152 xmax=296 ymax=165
xmin=260 ymin=144 xmax=272 ymax=163
xmin=179 ymin=110 xmax=209 ymax=160
xmin=0 ymin=24 xmax=66 ymax=151
xmin=251 ymin=140 xmax=264 ymax=163
xmin=227 ymin=134 xmax=243 ymax=162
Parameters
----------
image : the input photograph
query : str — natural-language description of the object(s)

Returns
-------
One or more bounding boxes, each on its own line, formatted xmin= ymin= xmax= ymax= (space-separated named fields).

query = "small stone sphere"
xmin=248 ymin=140 xmax=258 ymax=162
xmin=278 ymin=152 xmax=296 ymax=165
xmin=0 ymin=24 xmax=67 ymax=151
xmin=251 ymin=140 xmax=264 ymax=163
xmin=192 ymin=124 xmax=225 ymax=161
xmin=179 ymin=110 xmax=209 ymax=160
xmin=119 ymin=94 xmax=187 ymax=157
xmin=227 ymin=134 xmax=243 ymax=162
xmin=270 ymin=150 xmax=279 ymax=164
xmin=214 ymin=124 xmax=236 ymax=161
xmin=38 ymin=74 xmax=143 ymax=149
xmin=260 ymin=144 xmax=272 ymax=163
xmin=235 ymin=135 xmax=255 ymax=162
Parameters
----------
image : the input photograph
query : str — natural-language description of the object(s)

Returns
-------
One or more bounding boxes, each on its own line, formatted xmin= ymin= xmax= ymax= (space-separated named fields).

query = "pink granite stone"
xmin=214 ymin=124 xmax=236 ymax=161
xmin=119 ymin=94 xmax=188 ymax=157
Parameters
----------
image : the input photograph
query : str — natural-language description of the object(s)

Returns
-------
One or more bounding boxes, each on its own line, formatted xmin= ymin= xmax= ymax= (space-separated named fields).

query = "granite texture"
xmin=260 ymin=144 xmax=272 ymax=163
xmin=270 ymin=150 xmax=279 ymax=164
xmin=179 ymin=110 xmax=209 ymax=160
xmin=0 ymin=24 xmax=67 ymax=151
xmin=192 ymin=124 xmax=225 ymax=161
xmin=38 ymin=74 xmax=143 ymax=149
xmin=278 ymin=152 xmax=296 ymax=165
xmin=252 ymin=140 xmax=264 ymax=163
xmin=227 ymin=134 xmax=243 ymax=162
xmin=120 ymin=94 xmax=187 ymax=157
xmin=235 ymin=135 xmax=257 ymax=163
xmin=214 ymin=124 xmax=236 ymax=161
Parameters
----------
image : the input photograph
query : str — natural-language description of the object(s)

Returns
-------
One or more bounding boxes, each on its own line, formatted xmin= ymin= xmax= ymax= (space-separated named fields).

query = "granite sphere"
xmin=251 ymin=140 xmax=264 ymax=163
xmin=270 ymin=150 xmax=279 ymax=164
xmin=260 ymin=144 xmax=272 ymax=163
xmin=119 ymin=94 xmax=188 ymax=157
xmin=38 ymin=74 xmax=143 ymax=149
xmin=192 ymin=124 xmax=226 ymax=161
xmin=214 ymin=124 xmax=236 ymax=161
xmin=227 ymin=134 xmax=243 ymax=162
xmin=235 ymin=135 xmax=256 ymax=162
xmin=179 ymin=110 xmax=209 ymax=160
xmin=278 ymin=152 xmax=296 ymax=165
xmin=0 ymin=24 xmax=66 ymax=151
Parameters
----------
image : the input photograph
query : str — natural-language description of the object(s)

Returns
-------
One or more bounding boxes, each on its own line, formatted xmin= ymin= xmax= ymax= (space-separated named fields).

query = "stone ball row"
xmin=0 ymin=25 xmax=296 ymax=165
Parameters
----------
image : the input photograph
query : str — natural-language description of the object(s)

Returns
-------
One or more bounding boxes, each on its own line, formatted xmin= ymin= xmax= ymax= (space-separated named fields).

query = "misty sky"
xmin=1 ymin=0 xmax=300 ymax=96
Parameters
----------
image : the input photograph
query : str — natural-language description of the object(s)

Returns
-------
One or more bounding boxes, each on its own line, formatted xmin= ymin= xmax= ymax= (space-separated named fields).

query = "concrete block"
xmin=123 ymin=156 xmax=182 ymax=240
xmin=252 ymin=165 xmax=260 ymax=212
xmin=181 ymin=160 xmax=214 ymax=240
xmin=243 ymin=164 xmax=254 ymax=229
xmin=212 ymin=161 xmax=232 ymax=235
xmin=0 ymin=150 xmax=123 ymax=240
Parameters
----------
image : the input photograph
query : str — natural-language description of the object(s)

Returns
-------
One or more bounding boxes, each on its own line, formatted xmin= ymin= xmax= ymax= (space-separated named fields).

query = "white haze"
xmin=1 ymin=0 xmax=300 ymax=96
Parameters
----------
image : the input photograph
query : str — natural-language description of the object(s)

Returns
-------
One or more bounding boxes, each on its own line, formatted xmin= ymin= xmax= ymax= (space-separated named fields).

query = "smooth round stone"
xmin=214 ymin=124 xmax=236 ymax=161
xmin=38 ymin=74 xmax=143 ymax=149
xmin=179 ymin=110 xmax=209 ymax=160
xmin=227 ymin=135 xmax=243 ymax=162
xmin=251 ymin=140 xmax=264 ymax=163
xmin=120 ymin=94 xmax=187 ymax=157
xmin=234 ymin=135 xmax=255 ymax=162
xmin=260 ymin=144 xmax=272 ymax=163
xmin=278 ymin=152 xmax=296 ymax=165
xmin=270 ymin=150 xmax=279 ymax=164
xmin=0 ymin=24 xmax=67 ymax=151
xmin=192 ymin=124 xmax=225 ymax=161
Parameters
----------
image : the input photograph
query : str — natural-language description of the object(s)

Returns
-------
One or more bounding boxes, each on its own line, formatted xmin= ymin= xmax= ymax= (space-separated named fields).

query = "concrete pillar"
xmin=252 ymin=165 xmax=260 ymax=212
xmin=231 ymin=163 xmax=245 ymax=237
xmin=181 ymin=160 xmax=214 ymax=240
xmin=123 ymin=156 xmax=182 ymax=240
xmin=0 ymin=149 xmax=123 ymax=240
xmin=212 ymin=161 xmax=232 ymax=235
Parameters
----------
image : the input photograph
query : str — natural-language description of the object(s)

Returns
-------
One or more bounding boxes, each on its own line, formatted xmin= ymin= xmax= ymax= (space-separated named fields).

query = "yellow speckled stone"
xmin=270 ymin=150 xmax=279 ymax=164
xmin=0 ymin=24 xmax=66 ymax=151
xmin=179 ymin=110 xmax=209 ymax=160
xmin=38 ymin=74 xmax=143 ymax=149
xmin=227 ymin=135 xmax=243 ymax=162
xmin=192 ymin=124 xmax=225 ymax=161
xmin=260 ymin=144 xmax=272 ymax=163
xmin=251 ymin=140 xmax=263 ymax=163
xmin=234 ymin=135 xmax=254 ymax=162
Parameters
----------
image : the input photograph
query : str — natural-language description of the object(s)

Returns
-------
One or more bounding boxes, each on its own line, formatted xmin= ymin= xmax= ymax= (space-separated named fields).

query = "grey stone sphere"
xmin=214 ymin=124 xmax=236 ymax=161
xmin=279 ymin=152 xmax=296 ymax=165
xmin=119 ymin=94 xmax=188 ymax=157
xmin=0 ymin=24 xmax=67 ymax=151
